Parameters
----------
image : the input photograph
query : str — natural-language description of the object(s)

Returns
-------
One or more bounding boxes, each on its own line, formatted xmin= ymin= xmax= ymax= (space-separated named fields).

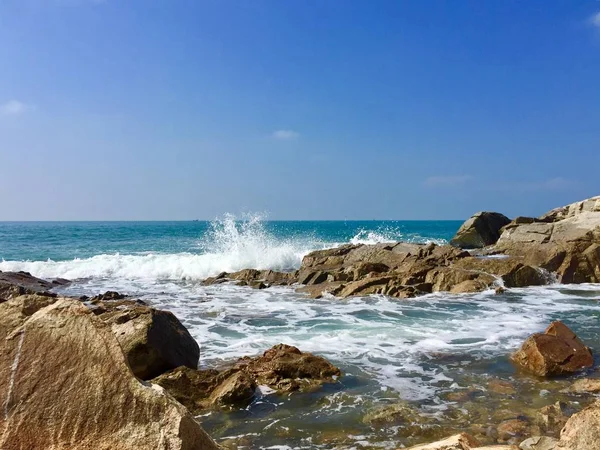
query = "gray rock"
xmin=450 ymin=212 xmax=511 ymax=249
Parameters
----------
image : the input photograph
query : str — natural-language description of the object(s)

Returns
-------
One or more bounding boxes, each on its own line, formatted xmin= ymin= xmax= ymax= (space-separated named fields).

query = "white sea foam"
xmin=0 ymin=214 xmax=446 ymax=281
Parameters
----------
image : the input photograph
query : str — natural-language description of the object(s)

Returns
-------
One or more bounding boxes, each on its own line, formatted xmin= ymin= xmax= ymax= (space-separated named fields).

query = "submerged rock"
xmin=0 ymin=296 xmax=218 ymax=450
xmin=153 ymin=344 xmax=340 ymax=413
xmin=94 ymin=300 xmax=200 ymax=380
xmin=450 ymin=212 xmax=511 ymax=249
xmin=405 ymin=433 xmax=480 ymax=449
xmin=567 ymin=378 xmax=600 ymax=394
xmin=519 ymin=436 xmax=558 ymax=450
xmin=511 ymin=321 xmax=593 ymax=377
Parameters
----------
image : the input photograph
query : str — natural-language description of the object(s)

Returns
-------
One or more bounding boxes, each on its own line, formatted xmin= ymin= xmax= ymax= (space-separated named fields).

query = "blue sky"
xmin=1 ymin=0 xmax=599 ymax=220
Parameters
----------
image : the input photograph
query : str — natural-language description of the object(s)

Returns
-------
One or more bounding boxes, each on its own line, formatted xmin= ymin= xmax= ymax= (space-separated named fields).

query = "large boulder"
xmin=556 ymin=400 xmax=600 ymax=449
xmin=94 ymin=301 xmax=200 ymax=380
xmin=0 ymin=296 xmax=219 ymax=450
xmin=450 ymin=212 xmax=511 ymax=249
xmin=495 ymin=196 xmax=600 ymax=283
xmin=511 ymin=321 xmax=593 ymax=377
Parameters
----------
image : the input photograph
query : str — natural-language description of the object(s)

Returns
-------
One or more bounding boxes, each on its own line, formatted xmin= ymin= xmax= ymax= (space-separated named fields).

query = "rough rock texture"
xmin=0 ymin=295 xmax=219 ymax=450
xmin=151 ymin=367 xmax=256 ymax=413
xmin=94 ymin=300 xmax=200 ymax=380
xmin=450 ymin=212 xmax=512 ymax=249
xmin=520 ymin=436 xmax=558 ymax=450
xmin=495 ymin=196 xmax=600 ymax=283
xmin=567 ymin=378 xmax=600 ymax=394
xmin=202 ymin=197 xmax=600 ymax=298
xmin=404 ymin=433 xmax=480 ymax=449
xmin=153 ymin=344 xmax=340 ymax=413
xmin=511 ymin=321 xmax=593 ymax=377
xmin=556 ymin=400 xmax=600 ymax=449
xmin=0 ymin=271 xmax=55 ymax=300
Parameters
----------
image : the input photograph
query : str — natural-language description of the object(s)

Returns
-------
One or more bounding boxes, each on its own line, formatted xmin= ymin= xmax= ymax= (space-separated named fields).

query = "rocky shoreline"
xmin=1 ymin=196 xmax=600 ymax=449
xmin=204 ymin=196 xmax=600 ymax=299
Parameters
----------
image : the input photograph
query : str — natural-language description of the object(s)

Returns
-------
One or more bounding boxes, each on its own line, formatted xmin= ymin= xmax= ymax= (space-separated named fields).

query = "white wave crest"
xmin=0 ymin=214 xmax=317 ymax=281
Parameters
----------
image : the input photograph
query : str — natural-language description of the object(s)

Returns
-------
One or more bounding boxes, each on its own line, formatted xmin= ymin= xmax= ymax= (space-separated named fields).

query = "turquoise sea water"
xmin=0 ymin=219 xmax=459 ymax=262
xmin=1 ymin=217 xmax=599 ymax=448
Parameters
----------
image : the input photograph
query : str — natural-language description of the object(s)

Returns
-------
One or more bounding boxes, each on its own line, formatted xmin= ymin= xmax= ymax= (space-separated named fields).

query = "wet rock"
xmin=536 ymin=402 xmax=570 ymax=435
xmin=0 ymin=271 xmax=55 ymax=299
xmin=495 ymin=286 xmax=507 ymax=295
xmin=405 ymin=433 xmax=481 ymax=449
xmin=96 ymin=301 xmax=200 ymax=380
xmin=450 ymin=279 xmax=490 ymax=294
xmin=496 ymin=418 xmax=535 ymax=444
xmin=556 ymin=400 xmax=600 ymax=449
xmin=511 ymin=321 xmax=593 ymax=377
xmin=235 ymin=344 xmax=340 ymax=392
xmin=89 ymin=290 xmax=127 ymax=301
xmin=154 ymin=344 xmax=340 ymax=413
xmin=487 ymin=379 xmax=517 ymax=395
xmin=450 ymin=212 xmax=511 ymax=249
xmin=152 ymin=366 xmax=256 ymax=413
xmin=519 ymin=436 xmax=558 ymax=450
xmin=567 ymin=378 xmax=600 ymax=394
xmin=363 ymin=402 xmax=424 ymax=427
xmin=295 ymin=281 xmax=344 ymax=299
xmin=0 ymin=296 xmax=219 ymax=450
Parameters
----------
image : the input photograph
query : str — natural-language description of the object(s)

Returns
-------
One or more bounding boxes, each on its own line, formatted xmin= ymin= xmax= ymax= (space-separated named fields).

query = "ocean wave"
xmin=0 ymin=214 xmax=446 ymax=281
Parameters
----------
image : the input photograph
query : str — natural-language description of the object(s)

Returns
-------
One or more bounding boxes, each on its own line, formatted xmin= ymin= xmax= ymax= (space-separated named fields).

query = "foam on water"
xmin=0 ymin=214 xmax=447 ymax=281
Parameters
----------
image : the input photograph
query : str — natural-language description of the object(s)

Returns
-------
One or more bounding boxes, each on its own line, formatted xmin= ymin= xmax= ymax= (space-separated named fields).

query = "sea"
xmin=1 ymin=216 xmax=599 ymax=449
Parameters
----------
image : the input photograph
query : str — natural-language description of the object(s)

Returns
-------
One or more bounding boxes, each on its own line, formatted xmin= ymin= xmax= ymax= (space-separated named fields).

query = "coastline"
xmin=1 ymin=196 xmax=600 ymax=449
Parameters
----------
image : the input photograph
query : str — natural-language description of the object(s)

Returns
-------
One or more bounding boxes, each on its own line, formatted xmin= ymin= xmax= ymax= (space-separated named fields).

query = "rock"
xmin=487 ymin=379 xmax=516 ymax=395
xmin=536 ymin=402 xmax=570 ymax=435
xmin=567 ymin=378 xmax=600 ymax=394
xmin=495 ymin=196 xmax=600 ymax=283
xmin=154 ymin=344 xmax=340 ymax=413
xmin=95 ymin=301 xmax=200 ymax=380
xmin=0 ymin=296 xmax=219 ymax=450
xmin=495 ymin=286 xmax=507 ymax=294
xmin=450 ymin=212 xmax=511 ymax=249
xmin=363 ymin=402 xmax=423 ymax=427
xmin=405 ymin=433 xmax=480 ymax=449
xmin=235 ymin=344 xmax=340 ymax=392
xmin=539 ymin=196 xmax=600 ymax=222
xmin=152 ymin=366 xmax=257 ymax=414
xmin=89 ymin=290 xmax=127 ymax=301
xmin=519 ymin=436 xmax=558 ymax=450
xmin=0 ymin=271 xmax=55 ymax=299
xmin=450 ymin=279 xmax=490 ymax=293
xmin=511 ymin=321 xmax=593 ymax=377
xmin=556 ymin=400 xmax=600 ymax=449
xmin=496 ymin=418 xmax=534 ymax=443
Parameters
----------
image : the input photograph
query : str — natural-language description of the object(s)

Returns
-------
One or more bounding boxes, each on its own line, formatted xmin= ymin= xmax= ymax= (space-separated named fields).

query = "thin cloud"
xmin=272 ymin=130 xmax=300 ymax=141
xmin=590 ymin=11 xmax=600 ymax=29
xmin=0 ymin=100 xmax=34 ymax=116
xmin=423 ymin=175 xmax=473 ymax=188
xmin=492 ymin=177 xmax=572 ymax=192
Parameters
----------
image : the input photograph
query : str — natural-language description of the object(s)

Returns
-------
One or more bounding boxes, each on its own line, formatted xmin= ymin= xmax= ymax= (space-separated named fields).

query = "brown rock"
xmin=511 ymin=321 xmax=593 ymax=377
xmin=567 ymin=378 xmax=600 ymax=394
xmin=557 ymin=400 xmax=600 ymax=449
xmin=96 ymin=302 xmax=200 ymax=380
xmin=152 ymin=366 xmax=256 ymax=413
xmin=496 ymin=418 xmax=533 ymax=443
xmin=0 ymin=297 xmax=218 ymax=450
xmin=235 ymin=344 xmax=340 ymax=392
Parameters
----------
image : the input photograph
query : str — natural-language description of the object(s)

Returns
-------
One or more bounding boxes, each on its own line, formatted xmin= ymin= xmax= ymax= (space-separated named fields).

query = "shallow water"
xmin=2 ymin=217 xmax=600 ymax=448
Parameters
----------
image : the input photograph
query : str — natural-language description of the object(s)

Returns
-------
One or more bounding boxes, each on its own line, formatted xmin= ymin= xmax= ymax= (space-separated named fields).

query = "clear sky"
xmin=1 ymin=0 xmax=599 ymax=220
